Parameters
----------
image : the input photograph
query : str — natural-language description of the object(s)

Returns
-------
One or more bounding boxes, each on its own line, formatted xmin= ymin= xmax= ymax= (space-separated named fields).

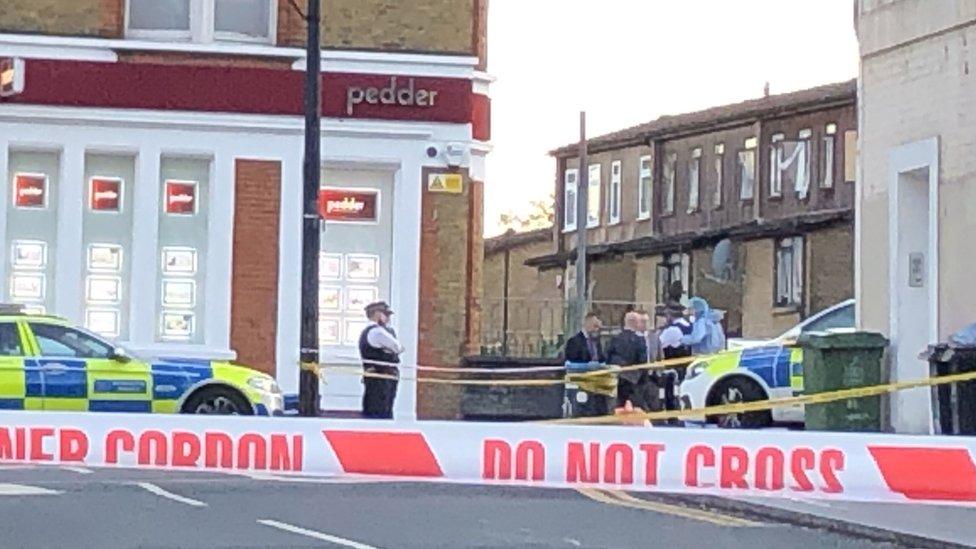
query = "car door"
xmin=0 ymin=321 xmax=37 ymax=411
xmin=25 ymin=322 xmax=151 ymax=413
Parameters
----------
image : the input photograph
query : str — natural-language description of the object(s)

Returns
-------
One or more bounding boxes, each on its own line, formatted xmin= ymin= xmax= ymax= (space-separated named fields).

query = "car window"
xmin=0 ymin=323 xmax=24 ymax=357
xmin=802 ymin=304 xmax=855 ymax=333
xmin=29 ymin=323 xmax=114 ymax=359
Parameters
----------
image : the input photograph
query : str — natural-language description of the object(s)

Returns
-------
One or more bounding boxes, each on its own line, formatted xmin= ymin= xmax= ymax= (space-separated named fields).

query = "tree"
xmin=497 ymin=196 xmax=555 ymax=232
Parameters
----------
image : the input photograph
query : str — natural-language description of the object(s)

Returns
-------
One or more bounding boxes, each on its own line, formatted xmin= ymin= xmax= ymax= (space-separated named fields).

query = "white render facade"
xmin=0 ymin=35 xmax=491 ymax=420
xmin=856 ymin=0 xmax=976 ymax=433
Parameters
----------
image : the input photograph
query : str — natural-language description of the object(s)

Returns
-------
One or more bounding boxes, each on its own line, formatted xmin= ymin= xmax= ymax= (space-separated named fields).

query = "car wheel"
xmin=182 ymin=386 xmax=253 ymax=415
xmin=707 ymin=377 xmax=772 ymax=429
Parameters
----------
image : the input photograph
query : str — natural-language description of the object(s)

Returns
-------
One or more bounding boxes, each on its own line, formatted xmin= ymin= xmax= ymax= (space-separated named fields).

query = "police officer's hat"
xmin=365 ymin=301 xmax=394 ymax=318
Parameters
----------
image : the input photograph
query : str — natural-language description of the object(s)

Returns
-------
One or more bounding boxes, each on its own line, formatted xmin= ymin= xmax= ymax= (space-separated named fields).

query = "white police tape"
xmin=1 ymin=410 xmax=974 ymax=506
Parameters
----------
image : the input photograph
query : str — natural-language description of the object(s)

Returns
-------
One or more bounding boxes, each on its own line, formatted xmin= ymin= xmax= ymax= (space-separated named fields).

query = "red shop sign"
xmin=90 ymin=177 xmax=121 ymax=212
xmin=318 ymin=188 xmax=378 ymax=222
xmin=165 ymin=180 xmax=197 ymax=215
xmin=13 ymin=173 xmax=46 ymax=208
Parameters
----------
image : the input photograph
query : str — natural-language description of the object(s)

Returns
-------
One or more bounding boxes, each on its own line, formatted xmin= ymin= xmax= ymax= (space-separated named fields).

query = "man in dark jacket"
xmin=607 ymin=311 xmax=653 ymax=411
xmin=359 ymin=301 xmax=404 ymax=419
xmin=564 ymin=313 xmax=604 ymax=363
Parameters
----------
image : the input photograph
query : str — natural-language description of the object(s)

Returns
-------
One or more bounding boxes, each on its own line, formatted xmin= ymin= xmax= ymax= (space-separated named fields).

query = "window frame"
xmin=656 ymin=252 xmax=691 ymax=304
xmin=713 ymin=143 xmax=724 ymax=209
xmin=821 ymin=123 xmax=837 ymax=189
xmin=738 ymin=138 xmax=757 ymax=201
xmin=769 ymin=133 xmax=785 ymax=197
xmin=125 ymin=0 xmax=277 ymax=44
xmin=608 ymin=160 xmax=622 ymax=225
xmin=587 ymin=164 xmax=601 ymax=228
xmin=773 ymin=236 xmax=805 ymax=309
xmin=688 ymin=148 xmax=702 ymax=213
xmin=562 ymin=168 xmax=578 ymax=232
xmin=662 ymin=152 xmax=677 ymax=216
xmin=637 ymin=155 xmax=652 ymax=220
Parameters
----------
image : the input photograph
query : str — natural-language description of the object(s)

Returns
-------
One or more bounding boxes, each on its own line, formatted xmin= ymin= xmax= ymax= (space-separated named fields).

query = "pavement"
xmin=731 ymin=497 xmax=976 ymax=548
xmin=0 ymin=465 xmax=903 ymax=549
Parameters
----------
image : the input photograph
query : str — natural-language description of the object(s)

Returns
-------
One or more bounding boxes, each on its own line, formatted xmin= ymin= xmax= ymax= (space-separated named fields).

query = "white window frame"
xmin=796 ymin=128 xmax=813 ymax=198
xmin=663 ymin=153 xmax=676 ymax=215
xmin=769 ymin=133 xmax=785 ymax=197
xmin=125 ymin=0 xmax=277 ymax=44
xmin=774 ymin=236 xmax=804 ymax=309
xmin=713 ymin=143 xmax=724 ymax=209
xmin=608 ymin=161 xmax=622 ymax=225
xmin=739 ymin=138 xmax=757 ymax=201
xmin=562 ymin=168 xmax=578 ymax=232
xmin=637 ymin=155 xmax=652 ymax=220
xmin=587 ymin=164 xmax=601 ymax=228
xmin=821 ymin=123 xmax=837 ymax=189
xmin=688 ymin=148 xmax=701 ymax=213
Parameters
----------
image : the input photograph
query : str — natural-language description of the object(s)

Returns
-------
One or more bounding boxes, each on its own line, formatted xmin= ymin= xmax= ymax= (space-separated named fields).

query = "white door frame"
xmin=887 ymin=136 xmax=939 ymax=433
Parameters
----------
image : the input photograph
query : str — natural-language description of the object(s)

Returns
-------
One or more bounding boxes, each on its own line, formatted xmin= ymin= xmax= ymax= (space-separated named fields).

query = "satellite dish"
xmin=710 ymin=239 xmax=734 ymax=282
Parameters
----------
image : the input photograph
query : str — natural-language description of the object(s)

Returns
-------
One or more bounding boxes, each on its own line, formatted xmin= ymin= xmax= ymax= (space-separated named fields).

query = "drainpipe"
xmin=502 ymin=248 xmax=510 ymax=356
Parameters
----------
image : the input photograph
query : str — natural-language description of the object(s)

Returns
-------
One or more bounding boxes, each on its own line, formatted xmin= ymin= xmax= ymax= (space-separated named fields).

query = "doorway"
xmin=318 ymin=167 xmax=395 ymax=412
xmin=888 ymin=138 xmax=939 ymax=433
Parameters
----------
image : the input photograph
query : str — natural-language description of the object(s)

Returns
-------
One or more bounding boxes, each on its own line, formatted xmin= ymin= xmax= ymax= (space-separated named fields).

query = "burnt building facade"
xmin=530 ymin=81 xmax=857 ymax=338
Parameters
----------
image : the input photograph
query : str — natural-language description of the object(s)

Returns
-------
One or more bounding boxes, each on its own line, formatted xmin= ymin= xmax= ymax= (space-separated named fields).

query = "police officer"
xmin=359 ymin=301 xmax=404 ymax=419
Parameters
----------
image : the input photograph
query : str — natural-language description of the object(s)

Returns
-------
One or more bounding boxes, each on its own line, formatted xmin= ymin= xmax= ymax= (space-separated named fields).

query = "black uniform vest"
xmin=359 ymin=325 xmax=401 ymax=366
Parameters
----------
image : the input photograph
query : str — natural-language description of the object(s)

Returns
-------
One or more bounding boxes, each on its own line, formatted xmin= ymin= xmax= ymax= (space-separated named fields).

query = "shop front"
xmin=0 ymin=47 xmax=490 ymax=419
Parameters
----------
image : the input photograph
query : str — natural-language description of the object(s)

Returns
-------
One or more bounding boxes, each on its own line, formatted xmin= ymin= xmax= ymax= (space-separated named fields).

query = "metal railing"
xmin=479 ymin=298 xmax=656 ymax=358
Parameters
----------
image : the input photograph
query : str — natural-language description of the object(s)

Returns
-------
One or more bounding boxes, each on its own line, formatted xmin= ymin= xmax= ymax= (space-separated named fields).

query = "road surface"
xmin=0 ymin=465 xmax=892 ymax=548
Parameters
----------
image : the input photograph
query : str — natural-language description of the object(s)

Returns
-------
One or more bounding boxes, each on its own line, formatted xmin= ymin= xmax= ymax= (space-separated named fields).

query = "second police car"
xmin=0 ymin=306 xmax=283 ymax=415
xmin=678 ymin=300 xmax=855 ymax=428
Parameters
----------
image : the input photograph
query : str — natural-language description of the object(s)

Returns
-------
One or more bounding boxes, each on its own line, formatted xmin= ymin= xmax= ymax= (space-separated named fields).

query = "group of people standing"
xmin=564 ymin=285 xmax=726 ymax=418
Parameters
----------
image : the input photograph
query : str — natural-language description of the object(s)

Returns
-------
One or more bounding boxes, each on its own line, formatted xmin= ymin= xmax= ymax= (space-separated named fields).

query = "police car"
xmin=0 ymin=306 xmax=283 ymax=415
xmin=678 ymin=344 xmax=804 ymax=428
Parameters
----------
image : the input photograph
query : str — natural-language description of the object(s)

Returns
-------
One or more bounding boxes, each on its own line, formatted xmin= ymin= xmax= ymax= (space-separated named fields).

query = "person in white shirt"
xmin=358 ymin=301 xmax=404 ymax=419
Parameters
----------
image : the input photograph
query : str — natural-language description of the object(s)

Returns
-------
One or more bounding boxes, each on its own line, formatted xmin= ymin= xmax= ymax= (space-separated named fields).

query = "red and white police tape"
xmin=1 ymin=411 xmax=974 ymax=506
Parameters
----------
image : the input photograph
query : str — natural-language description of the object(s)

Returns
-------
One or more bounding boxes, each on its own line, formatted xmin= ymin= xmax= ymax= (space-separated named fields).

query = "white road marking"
xmin=258 ymin=519 xmax=381 ymax=549
xmin=563 ymin=537 xmax=583 ymax=547
xmin=243 ymin=472 xmax=387 ymax=485
xmin=61 ymin=466 xmax=94 ymax=475
xmin=0 ymin=483 xmax=61 ymax=496
xmin=135 ymin=482 xmax=207 ymax=507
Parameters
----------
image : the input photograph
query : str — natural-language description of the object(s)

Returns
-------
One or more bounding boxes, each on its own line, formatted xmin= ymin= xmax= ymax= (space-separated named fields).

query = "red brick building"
xmin=0 ymin=0 xmax=490 ymax=419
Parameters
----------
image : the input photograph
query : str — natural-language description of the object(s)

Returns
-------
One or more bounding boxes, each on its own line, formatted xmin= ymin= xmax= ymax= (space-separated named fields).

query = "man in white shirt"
xmin=359 ymin=301 xmax=405 ymax=419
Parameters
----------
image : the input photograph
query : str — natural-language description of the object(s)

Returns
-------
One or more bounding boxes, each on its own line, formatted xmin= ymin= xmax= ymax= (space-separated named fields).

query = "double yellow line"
xmin=576 ymin=488 xmax=760 ymax=527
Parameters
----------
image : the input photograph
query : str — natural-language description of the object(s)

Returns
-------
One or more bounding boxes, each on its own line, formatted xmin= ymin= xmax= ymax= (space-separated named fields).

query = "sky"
xmin=483 ymin=0 xmax=859 ymax=236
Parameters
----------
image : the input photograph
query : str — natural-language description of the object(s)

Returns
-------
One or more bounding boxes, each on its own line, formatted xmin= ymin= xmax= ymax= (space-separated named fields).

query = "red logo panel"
xmin=165 ymin=181 xmax=197 ymax=215
xmin=90 ymin=178 xmax=121 ymax=212
xmin=13 ymin=174 xmax=45 ymax=208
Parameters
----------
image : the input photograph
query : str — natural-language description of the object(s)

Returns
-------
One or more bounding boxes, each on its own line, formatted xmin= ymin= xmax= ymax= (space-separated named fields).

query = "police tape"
xmin=298 ymin=354 xmax=697 ymax=386
xmin=3 ymin=409 xmax=976 ymax=507
xmin=549 ymin=369 xmax=976 ymax=425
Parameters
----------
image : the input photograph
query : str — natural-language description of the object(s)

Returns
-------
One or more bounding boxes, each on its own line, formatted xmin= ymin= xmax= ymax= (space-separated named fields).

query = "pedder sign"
xmin=346 ymin=76 xmax=438 ymax=116
xmin=318 ymin=188 xmax=379 ymax=222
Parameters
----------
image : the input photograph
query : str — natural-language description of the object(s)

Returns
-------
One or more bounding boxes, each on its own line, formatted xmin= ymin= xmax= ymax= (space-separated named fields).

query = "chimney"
xmin=763 ymin=82 xmax=771 ymax=97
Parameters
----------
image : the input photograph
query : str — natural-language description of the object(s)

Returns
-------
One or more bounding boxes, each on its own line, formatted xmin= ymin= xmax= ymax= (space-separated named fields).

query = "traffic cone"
xmin=614 ymin=401 xmax=650 ymax=427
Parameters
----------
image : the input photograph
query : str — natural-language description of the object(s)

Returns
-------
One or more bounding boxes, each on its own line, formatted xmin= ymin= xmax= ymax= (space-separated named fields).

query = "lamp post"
xmin=298 ymin=0 xmax=322 ymax=417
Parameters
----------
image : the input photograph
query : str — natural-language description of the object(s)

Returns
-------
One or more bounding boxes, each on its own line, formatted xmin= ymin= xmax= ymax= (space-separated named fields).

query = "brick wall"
xmin=230 ymin=159 xmax=282 ymax=375
xmin=741 ymin=238 xmax=800 ymax=338
xmin=807 ymin=224 xmax=854 ymax=315
xmin=0 ymin=0 xmax=122 ymax=37
xmin=2 ymin=0 xmax=484 ymax=62
xmin=417 ymin=169 xmax=481 ymax=419
xmin=116 ymin=52 xmax=294 ymax=70
xmin=278 ymin=0 xmax=479 ymax=57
